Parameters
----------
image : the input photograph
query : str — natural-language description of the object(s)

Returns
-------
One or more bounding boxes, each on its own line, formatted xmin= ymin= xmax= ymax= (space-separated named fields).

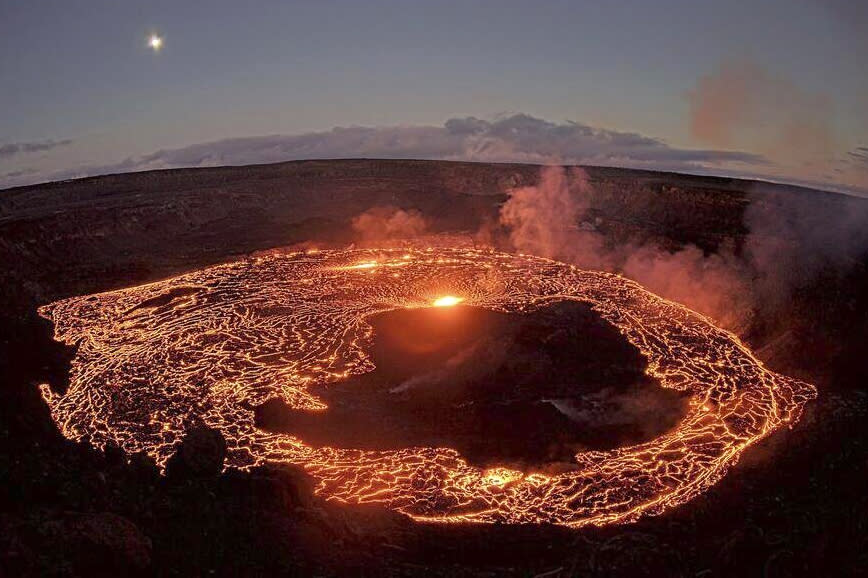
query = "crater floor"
xmin=257 ymin=302 xmax=688 ymax=469
xmin=38 ymin=248 xmax=815 ymax=527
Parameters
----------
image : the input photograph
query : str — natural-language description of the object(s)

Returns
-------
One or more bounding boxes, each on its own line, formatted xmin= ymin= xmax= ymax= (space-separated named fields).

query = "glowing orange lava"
xmin=37 ymin=248 xmax=815 ymax=528
xmin=432 ymin=295 xmax=464 ymax=307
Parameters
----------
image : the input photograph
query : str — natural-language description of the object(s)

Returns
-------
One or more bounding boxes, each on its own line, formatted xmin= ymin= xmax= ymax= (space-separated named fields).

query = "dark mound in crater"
xmin=255 ymin=300 xmax=689 ymax=470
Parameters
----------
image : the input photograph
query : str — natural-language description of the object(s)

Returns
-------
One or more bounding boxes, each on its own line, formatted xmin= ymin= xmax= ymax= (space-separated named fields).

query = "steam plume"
xmin=497 ymin=165 xmax=868 ymax=333
xmin=688 ymin=58 xmax=835 ymax=166
xmin=351 ymin=206 xmax=428 ymax=246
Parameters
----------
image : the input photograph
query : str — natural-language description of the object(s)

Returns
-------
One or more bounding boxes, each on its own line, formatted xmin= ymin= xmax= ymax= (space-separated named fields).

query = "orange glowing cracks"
xmin=37 ymin=248 xmax=815 ymax=529
xmin=432 ymin=295 xmax=464 ymax=307
xmin=348 ymin=261 xmax=378 ymax=269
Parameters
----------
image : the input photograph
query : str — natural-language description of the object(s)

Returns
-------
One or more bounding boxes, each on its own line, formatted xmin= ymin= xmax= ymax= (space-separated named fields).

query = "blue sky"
xmin=1 ymin=0 xmax=865 ymax=192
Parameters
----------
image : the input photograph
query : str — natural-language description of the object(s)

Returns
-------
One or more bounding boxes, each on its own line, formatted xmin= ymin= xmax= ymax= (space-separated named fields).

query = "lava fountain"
xmin=431 ymin=295 xmax=464 ymax=307
xmin=38 ymin=248 xmax=815 ymax=528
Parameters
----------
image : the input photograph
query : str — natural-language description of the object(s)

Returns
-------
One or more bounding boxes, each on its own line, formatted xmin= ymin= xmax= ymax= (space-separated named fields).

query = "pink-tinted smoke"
xmin=498 ymin=166 xmax=752 ymax=328
xmin=351 ymin=206 xmax=428 ymax=246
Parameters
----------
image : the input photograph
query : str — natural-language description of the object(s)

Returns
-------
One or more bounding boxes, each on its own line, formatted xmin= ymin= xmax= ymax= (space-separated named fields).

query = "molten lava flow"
xmin=432 ymin=295 xmax=464 ymax=307
xmin=37 ymin=248 xmax=815 ymax=528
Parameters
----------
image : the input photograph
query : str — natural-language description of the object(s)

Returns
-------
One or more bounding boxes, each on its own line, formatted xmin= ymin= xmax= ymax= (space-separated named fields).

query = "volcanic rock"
xmin=165 ymin=426 xmax=227 ymax=479
xmin=54 ymin=512 xmax=151 ymax=575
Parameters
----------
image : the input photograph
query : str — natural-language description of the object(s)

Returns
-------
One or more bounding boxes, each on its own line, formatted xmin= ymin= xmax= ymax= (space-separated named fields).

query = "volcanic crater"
xmin=256 ymin=301 xmax=689 ymax=470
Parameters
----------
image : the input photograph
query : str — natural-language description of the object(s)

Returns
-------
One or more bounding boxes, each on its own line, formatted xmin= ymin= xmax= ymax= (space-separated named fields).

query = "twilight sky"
xmin=1 ymin=0 xmax=866 ymax=193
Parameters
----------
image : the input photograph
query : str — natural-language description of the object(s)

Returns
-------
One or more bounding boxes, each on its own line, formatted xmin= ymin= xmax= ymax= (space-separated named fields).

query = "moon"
xmin=148 ymin=34 xmax=163 ymax=52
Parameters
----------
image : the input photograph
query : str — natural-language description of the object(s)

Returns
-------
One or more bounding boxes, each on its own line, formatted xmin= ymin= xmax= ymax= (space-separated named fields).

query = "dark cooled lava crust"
xmin=255 ymin=302 xmax=689 ymax=469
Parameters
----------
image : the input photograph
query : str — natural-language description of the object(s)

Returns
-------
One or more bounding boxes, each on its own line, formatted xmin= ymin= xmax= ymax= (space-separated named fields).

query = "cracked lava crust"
xmin=38 ymin=247 xmax=816 ymax=528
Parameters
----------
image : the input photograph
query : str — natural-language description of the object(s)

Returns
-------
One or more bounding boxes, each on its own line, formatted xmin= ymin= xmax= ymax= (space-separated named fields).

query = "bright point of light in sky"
xmin=148 ymin=34 xmax=163 ymax=51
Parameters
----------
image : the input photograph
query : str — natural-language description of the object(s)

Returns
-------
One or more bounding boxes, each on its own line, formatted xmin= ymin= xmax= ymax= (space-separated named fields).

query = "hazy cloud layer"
xmin=0 ymin=138 xmax=72 ymax=160
xmin=0 ymin=168 xmax=38 ymax=180
xmin=1 ymin=114 xmax=766 ymax=188
xmin=848 ymin=146 xmax=868 ymax=167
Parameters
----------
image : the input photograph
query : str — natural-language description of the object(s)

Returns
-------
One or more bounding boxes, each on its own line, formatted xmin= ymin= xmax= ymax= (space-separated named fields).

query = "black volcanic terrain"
xmin=0 ymin=159 xmax=754 ymax=308
xmin=2 ymin=159 xmax=867 ymax=576
xmin=257 ymin=301 xmax=686 ymax=468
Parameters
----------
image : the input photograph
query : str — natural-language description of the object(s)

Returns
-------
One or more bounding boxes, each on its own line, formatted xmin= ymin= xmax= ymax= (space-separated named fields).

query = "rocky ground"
xmin=1 ymin=159 xmax=867 ymax=576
